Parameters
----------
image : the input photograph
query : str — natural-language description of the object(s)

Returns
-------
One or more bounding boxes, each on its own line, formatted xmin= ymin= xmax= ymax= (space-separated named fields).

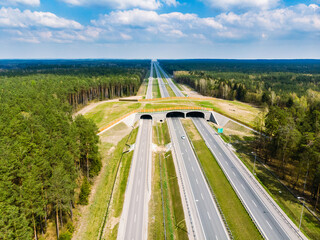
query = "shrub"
xmin=79 ymin=177 xmax=90 ymax=205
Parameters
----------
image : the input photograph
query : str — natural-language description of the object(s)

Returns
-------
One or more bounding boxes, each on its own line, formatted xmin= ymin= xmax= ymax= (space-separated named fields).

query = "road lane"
xmin=192 ymin=117 xmax=307 ymax=240
xmin=117 ymin=119 xmax=152 ymax=240
xmin=154 ymin=60 xmax=170 ymax=98
xmin=155 ymin=61 xmax=184 ymax=97
xmin=167 ymin=117 xmax=230 ymax=240
xmin=146 ymin=60 xmax=153 ymax=99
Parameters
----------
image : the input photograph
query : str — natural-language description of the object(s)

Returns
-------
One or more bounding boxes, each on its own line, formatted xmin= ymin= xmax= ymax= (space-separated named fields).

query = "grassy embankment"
xmin=102 ymin=126 xmax=139 ymax=239
xmin=182 ymin=119 xmax=262 ymax=240
xmin=148 ymin=122 xmax=188 ymax=240
xmin=84 ymin=101 xmax=141 ymax=129
xmin=72 ymin=124 xmax=138 ymax=240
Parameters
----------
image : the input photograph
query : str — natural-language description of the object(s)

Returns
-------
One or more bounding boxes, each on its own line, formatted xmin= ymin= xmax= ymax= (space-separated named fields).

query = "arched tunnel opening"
xmin=140 ymin=114 xmax=153 ymax=120
xmin=166 ymin=111 xmax=185 ymax=118
xmin=186 ymin=111 xmax=205 ymax=118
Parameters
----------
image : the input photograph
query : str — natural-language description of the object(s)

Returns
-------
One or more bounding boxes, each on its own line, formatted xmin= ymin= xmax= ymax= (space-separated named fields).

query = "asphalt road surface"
xmin=146 ymin=60 xmax=153 ymax=99
xmin=117 ymin=119 xmax=152 ymax=240
xmin=154 ymin=60 xmax=170 ymax=98
xmin=192 ymin=117 xmax=306 ymax=240
xmin=167 ymin=117 xmax=230 ymax=240
xmin=155 ymin=61 xmax=185 ymax=97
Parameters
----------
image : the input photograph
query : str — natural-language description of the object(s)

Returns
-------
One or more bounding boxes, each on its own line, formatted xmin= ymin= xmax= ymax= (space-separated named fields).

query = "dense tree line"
xmin=254 ymin=90 xmax=320 ymax=207
xmin=174 ymin=71 xmax=320 ymax=105
xmin=159 ymin=59 xmax=320 ymax=74
xmin=0 ymin=66 xmax=145 ymax=239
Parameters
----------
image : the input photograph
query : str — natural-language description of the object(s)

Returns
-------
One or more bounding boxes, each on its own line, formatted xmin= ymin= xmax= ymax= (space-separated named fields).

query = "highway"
xmin=156 ymin=60 xmax=229 ymax=239
xmin=192 ymin=117 xmax=307 ymax=240
xmin=167 ymin=117 xmax=230 ymax=239
xmin=153 ymin=60 xmax=170 ymax=98
xmin=117 ymin=119 xmax=152 ymax=240
xmin=146 ymin=60 xmax=153 ymax=99
xmin=154 ymin=61 xmax=185 ymax=97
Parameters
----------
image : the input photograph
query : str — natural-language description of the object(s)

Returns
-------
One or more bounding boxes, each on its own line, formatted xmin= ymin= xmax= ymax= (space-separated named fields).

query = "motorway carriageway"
xmin=168 ymin=117 xmax=230 ymax=239
xmin=117 ymin=62 xmax=155 ymax=240
xmin=154 ymin=61 xmax=185 ymax=97
xmin=146 ymin=61 xmax=153 ymax=99
xmin=155 ymin=60 xmax=230 ymax=239
xmin=192 ymin=117 xmax=306 ymax=240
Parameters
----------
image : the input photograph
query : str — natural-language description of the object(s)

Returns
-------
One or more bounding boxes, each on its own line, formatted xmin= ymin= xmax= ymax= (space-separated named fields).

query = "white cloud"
xmin=61 ymin=0 xmax=161 ymax=10
xmin=200 ymin=0 xmax=279 ymax=10
xmin=92 ymin=9 xmax=222 ymax=42
xmin=216 ymin=4 xmax=320 ymax=39
xmin=0 ymin=7 xmax=83 ymax=29
xmin=0 ymin=0 xmax=40 ymax=6
xmin=91 ymin=4 xmax=320 ymax=42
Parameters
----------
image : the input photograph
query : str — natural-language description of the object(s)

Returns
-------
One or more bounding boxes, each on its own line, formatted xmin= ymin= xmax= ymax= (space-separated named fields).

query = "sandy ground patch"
xmin=179 ymin=83 xmax=205 ymax=98
xmin=99 ymin=122 xmax=131 ymax=145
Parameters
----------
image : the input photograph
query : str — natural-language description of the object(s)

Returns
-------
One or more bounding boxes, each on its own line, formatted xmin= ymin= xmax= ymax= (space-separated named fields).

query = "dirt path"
xmin=179 ymin=83 xmax=205 ymax=98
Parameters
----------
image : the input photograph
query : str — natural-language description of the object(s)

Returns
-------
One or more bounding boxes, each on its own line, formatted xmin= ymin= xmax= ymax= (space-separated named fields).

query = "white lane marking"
xmin=207 ymin=211 xmax=211 ymax=220
xmin=266 ymin=220 xmax=273 ymax=229
xmin=226 ymin=161 xmax=229 ymax=166
xmin=134 ymin=213 xmax=137 ymax=223
xmin=216 ymin=236 xmax=218 ymax=240
xmin=241 ymin=184 xmax=245 ymax=190
xmin=196 ymin=178 xmax=198 ymax=184
xmin=232 ymin=171 xmax=236 ymax=176
xmin=136 ymin=194 xmax=139 ymax=202
xmin=138 ymin=179 xmax=140 ymax=186
xmin=252 ymin=200 xmax=257 ymax=207
xmin=140 ymin=167 xmax=142 ymax=172
xmin=201 ymin=193 xmax=204 ymax=200
xmin=219 ymin=152 xmax=222 ymax=156
xmin=192 ymin=167 xmax=194 ymax=172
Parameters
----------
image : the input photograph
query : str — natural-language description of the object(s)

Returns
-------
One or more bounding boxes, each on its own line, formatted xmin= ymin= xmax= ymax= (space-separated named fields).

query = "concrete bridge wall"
xmin=134 ymin=110 xmax=222 ymax=125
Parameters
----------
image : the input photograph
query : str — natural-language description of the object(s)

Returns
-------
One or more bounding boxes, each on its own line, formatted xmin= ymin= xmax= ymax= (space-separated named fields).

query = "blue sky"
xmin=0 ymin=0 xmax=319 ymax=59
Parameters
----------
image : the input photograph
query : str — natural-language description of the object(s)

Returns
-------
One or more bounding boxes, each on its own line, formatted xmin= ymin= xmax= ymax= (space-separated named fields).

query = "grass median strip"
xmin=149 ymin=122 xmax=188 ymax=240
xmin=182 ymin=119 xmax=262 ymax=240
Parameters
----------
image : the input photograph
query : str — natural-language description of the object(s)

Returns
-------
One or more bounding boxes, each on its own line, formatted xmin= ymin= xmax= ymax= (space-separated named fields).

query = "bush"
xmin=58 ymin=231 xmax=72 ymax=240
xmin=65 ymin=222 xmax=74 ymax=233
xmin=79 ymin=177 xmax=90 ymax=205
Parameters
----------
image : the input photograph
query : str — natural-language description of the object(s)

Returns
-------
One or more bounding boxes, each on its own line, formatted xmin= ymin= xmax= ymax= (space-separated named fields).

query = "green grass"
xmin=165 ymin=152 xmax=189 ymax=240
xmin=84 ymin=102 xmax=141 ymax=128
xmin=152 ymin=78 xmax=161 ymax=98
xmin=149 ymin=122 xmax=187 ymax=240
xmin=182 ymin=119 xmax=262 ymax=240
xmin=148 ymin=153 xmax=165 ymax=240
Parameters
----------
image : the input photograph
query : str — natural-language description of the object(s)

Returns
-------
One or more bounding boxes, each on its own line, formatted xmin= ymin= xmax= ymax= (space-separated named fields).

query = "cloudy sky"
xmin=0 ymin=0 xmax=319 ymax=59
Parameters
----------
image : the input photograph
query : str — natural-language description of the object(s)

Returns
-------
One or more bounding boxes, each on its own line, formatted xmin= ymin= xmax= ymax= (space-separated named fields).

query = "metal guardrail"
xmin=181 ymin=121 xmax=234 ymax=240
